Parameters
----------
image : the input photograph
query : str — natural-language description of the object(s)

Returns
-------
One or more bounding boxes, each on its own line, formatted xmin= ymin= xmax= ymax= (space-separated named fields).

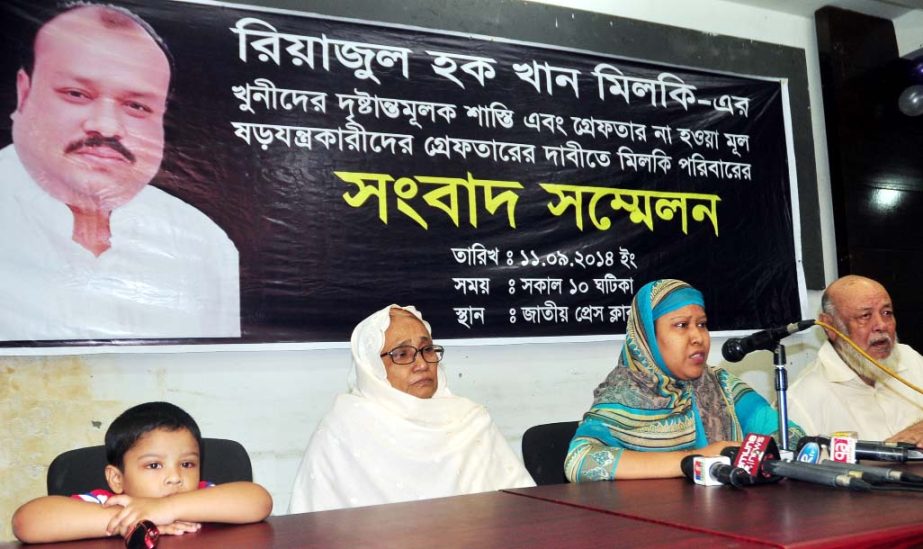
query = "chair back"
xmin=47 ymin=438 xmax=253 ymax=496
xmin=521 ymin=421 xmax=579 ymax=485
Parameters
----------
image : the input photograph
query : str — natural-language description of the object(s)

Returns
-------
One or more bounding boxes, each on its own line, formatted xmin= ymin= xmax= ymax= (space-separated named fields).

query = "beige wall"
xmin=1 ymin=329 xmax=829 ymax=542
xmin=2 ymin=358 xmax=124 ymax=540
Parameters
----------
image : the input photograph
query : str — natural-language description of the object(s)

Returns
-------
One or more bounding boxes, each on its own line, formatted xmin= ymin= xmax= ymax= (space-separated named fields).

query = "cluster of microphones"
xmin=704 ymin=318 xmax=923 ymax=492
xmin=682 ymin=433 xmax=923 ymax=492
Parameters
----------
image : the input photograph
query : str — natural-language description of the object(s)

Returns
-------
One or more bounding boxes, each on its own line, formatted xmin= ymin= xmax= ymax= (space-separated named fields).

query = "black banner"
xmin=0 ymin=0 xmax=802 ymax=346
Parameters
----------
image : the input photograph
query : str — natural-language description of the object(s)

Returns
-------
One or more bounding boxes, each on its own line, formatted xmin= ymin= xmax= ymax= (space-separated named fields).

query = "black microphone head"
xmin=707 ymin=462 xmax=755 ymax=488
xmin=722 ymin=331 xmax=775 ymax=362
xmin=721 ymin=339 xmax=748 ymax=362
xmin=722 ymin=321 xmax=816 ymax=363
xmin=727 ymin=466 xmax=753 ymax=488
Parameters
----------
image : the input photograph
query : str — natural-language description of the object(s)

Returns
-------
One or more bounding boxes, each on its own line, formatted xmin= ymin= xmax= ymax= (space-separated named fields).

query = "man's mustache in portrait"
xmin=65 ymin=135 xmax=136 ymax=163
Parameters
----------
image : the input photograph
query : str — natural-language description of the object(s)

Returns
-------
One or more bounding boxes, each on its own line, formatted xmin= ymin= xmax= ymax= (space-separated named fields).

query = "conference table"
xmin=4 ymin=476 xmax=923 ymax=548
xmin=505 ymin=476 xmax=923 ymax=548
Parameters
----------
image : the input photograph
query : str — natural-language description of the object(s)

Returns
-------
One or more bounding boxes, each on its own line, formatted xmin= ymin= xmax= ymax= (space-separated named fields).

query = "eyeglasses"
xmin=380 ymin=344 xmax=445 ymax=365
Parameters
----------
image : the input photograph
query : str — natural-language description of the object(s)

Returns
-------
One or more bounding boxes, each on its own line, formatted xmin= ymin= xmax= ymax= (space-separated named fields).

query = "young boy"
xmin=12 ymin=402 xmax=273 ymax=543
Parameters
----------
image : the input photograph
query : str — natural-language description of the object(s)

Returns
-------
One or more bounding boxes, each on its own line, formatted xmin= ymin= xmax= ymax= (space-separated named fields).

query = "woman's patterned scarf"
xmin=590 ymin=279 xmax=738 ymax=449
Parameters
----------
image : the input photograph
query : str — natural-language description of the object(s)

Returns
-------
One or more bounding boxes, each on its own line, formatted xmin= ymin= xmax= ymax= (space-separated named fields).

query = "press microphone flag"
xmin=722 ymin=320 xmax=815 ymax=362
xmin=680 ymin=455 xmax=751 ymax=487
xmin=732 ymin=433 xmax=782 ymax=484
xmin=796 ymin=440 xmax=822 ymax=463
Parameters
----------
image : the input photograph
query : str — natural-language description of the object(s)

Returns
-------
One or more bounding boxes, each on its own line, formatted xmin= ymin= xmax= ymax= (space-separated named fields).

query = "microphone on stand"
xmin=722 ymin=320 xmax=815 ymax=362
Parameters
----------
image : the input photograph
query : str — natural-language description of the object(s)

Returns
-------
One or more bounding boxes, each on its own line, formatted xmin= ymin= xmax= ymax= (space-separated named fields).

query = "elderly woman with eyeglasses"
xmin=289 ymin=305 xmax=534 ymax=513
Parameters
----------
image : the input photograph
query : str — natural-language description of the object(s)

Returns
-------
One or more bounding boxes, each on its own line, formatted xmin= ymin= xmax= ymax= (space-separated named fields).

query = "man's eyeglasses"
xmin=380 ymin=344 xmax=445 ymax=365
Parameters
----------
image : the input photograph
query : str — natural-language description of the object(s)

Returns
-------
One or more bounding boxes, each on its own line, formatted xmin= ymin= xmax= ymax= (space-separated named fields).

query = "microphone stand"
xmin=774 ymin=343 xmax=790 ymax=451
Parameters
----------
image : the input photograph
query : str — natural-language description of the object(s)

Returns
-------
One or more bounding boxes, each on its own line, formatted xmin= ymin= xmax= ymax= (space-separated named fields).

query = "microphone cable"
xmin=815 ymin=319 xmax=923 ymax=397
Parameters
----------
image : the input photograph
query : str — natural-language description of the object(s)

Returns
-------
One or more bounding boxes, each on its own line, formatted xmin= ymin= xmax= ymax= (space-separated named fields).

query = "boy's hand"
xmin=103 ymin=495 xmax=200 ymax=537
xmin=157 ymin=521 xmax=202 ymax=536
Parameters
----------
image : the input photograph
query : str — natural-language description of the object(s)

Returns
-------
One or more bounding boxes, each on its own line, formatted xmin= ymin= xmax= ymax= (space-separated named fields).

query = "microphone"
xmin=734 ymin=434 xmax=871 ymax=490
xmin=796 ymin=439 xmax=824 ymax=463
xmin=762 ymin=460 xmax=872 ymax=491
xmin=680 ymin=455 xmax=751 ymax=487
xmin=722 ymin=320 xmax=815 ymax=362
xmin=729 ymin=434 xmax=923 ymax=490
xmin=818 ymin=459 xmax=923 ymax=484
xmin=794 ymin=437 xmax=923 ymax=483
xmin=800 ymin=437 xmax=914 ymax=462
xmin=857 ymin=440 xmax=923 ymax=462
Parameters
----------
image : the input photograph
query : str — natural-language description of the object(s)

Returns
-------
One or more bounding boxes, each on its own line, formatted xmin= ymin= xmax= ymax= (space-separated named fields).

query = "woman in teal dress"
xmin=565 ymin=279 xmax=803 ymax=482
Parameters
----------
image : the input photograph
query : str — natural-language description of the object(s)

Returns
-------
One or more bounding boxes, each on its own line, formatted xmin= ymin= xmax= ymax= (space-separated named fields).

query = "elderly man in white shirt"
xmin=788 ymin=275 xmax=923 ymax=445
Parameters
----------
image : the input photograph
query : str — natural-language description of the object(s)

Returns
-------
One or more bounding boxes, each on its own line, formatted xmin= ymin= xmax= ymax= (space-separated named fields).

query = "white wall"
xmin=894 ymin=10 xmax=923 ymax=57
xmin=0 ymin=0 xmax=838 ymax=541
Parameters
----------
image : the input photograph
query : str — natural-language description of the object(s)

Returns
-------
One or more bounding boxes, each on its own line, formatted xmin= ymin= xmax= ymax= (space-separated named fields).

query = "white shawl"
xmin=289 ymin=305 xmax=535 ymax=513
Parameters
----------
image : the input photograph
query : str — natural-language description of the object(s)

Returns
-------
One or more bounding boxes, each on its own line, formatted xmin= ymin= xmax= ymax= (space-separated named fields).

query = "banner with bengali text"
xmin=0 ymin=0 xmax=804 ymax=348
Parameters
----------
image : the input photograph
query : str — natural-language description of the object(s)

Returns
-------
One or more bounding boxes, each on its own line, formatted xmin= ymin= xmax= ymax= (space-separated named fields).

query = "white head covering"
xmin=289 ymin=305 xmax=534 ymax=513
